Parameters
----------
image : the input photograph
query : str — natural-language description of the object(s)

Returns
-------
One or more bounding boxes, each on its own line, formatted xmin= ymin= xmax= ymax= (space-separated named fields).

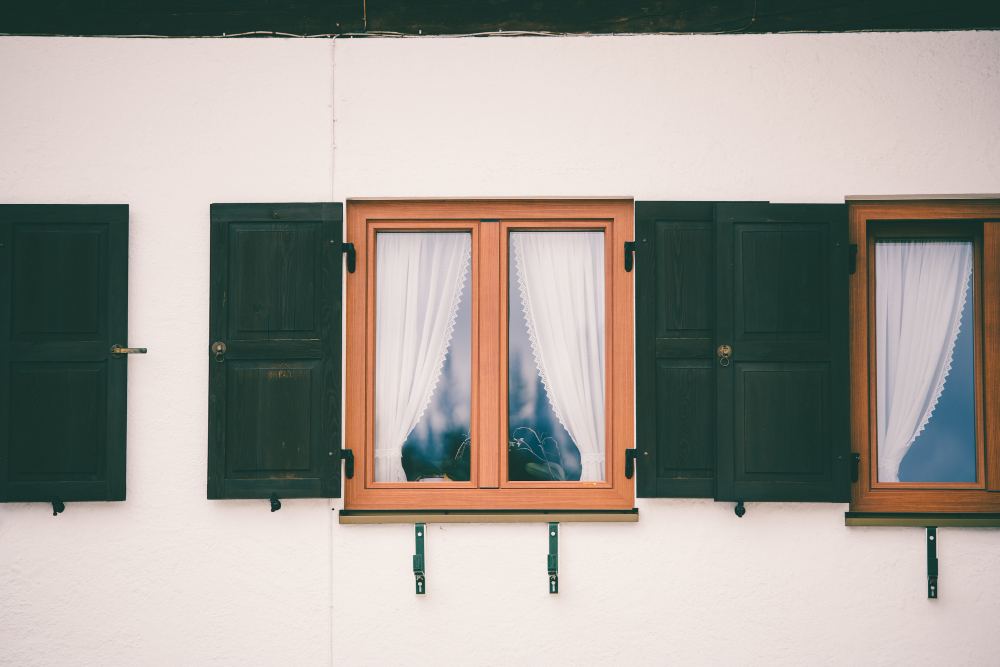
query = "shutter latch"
xmin=414 ymin=523 xmax=426 ymax=594
xmin=625 ymin=448 xmax=638 ymax=479
xmin=341 ymin=448 xmax=355 ymax=479
xmin=52 ymin=499 xmax=65 ymax=516
xmin=624 ymin=241 xmax=636 ymax=272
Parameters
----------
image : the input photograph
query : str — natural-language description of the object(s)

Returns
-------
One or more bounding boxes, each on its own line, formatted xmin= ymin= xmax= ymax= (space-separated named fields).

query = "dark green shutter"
xmin=208 ymin=203 xmax=342 ymax=499
xmin=0 ymin=204 xmax=129 ymax=503
xmin=636 ymin=201 xmax=850 ymax=502
xmin=636 ymin=202 xmax=717 ymax=498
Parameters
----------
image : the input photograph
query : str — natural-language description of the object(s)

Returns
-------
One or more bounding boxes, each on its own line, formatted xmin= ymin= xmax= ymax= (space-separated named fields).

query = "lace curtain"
xmin=876 ymin=240 xmax=973 ymax=482
xmin=512 ymin=231 xmax=606 ymax=481
xmin=374 ymin=233 xmax=471 ymax=482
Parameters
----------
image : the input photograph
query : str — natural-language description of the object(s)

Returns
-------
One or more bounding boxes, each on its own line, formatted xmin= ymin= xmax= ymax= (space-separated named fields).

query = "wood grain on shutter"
xmin=0 ymin=205 xmax=128 ymax=502
xmin=208 ymin=203 xmax=342 ymax=499
xmin=636 ymin=202 xmax=716 ymax=497
xmin=715 ymin=203 xmax=849 ymax=502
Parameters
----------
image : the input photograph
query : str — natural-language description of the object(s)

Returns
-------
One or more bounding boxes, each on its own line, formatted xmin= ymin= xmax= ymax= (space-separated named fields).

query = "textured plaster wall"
xmin=2 ymin=31 xmax=1000 ymax=667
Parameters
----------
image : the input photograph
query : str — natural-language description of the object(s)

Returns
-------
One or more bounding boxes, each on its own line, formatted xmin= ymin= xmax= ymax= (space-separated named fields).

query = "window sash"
xmin=848 ymin=201 xmax=1000 ymax=513
xmin=344 ymin=200 xmax=634 ymax=511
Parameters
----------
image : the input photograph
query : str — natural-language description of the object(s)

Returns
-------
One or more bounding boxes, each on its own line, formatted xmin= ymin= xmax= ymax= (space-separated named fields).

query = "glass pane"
xmin=875 ymin=240 xmax=976 ymax=483
xmin=508 ymin=231 xmax=605 ymax=482
xmin=374 ymin=232 xmax=472 ymax=482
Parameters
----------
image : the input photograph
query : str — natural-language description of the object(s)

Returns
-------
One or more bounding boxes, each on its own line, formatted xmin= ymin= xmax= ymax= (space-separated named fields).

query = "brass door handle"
xmin=111 ymin=345 xmax=147 ymax=358
xmin=717 ymin=344 xmax=732 ymax=366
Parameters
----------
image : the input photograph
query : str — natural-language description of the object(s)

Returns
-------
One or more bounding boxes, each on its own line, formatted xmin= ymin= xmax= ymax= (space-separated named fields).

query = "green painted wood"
xmin=715 ymin=203 xmax=849 ymax=503
xmin=636 ymin=202 xmax=717 ymax=498
xmin=0 ymin=205 xmax=128 ymax=503
xmin=207 ymin=203 xmax=343 ymax=499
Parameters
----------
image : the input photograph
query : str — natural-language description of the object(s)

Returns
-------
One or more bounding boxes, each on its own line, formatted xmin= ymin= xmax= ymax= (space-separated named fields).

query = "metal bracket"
xmin=624 ymin=241 xmax=636 ymax=272
xmin=52 ymin=499 xmax=64 ymax=516
xmin=849 ymin=244 xmax=858 ymax=274
xmin=414 ymin=523 xmax=426 ymax=594
xmin=850 ymin=452 xmax=860 ymax=483
xmin=341 ymin=242 xmax=356 ymax=273
xmin=625 ymin=448 xmax=637 ymax=480
xmin=341 ymin=448 xmax=354 ymax=479
xmin=927 ymin=527 xmax=938 ymax=599
xmin=734 ymin=501 xmax=746 ymax=518
xmin=269 ymin=492 xmax=281 ymax=512
xmin=547 ymin=522 xmax=558 ymax=594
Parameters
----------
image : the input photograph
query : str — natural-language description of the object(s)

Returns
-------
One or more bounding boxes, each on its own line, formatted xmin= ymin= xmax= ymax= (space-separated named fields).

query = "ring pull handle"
xmin=211 ymin=341 xmax=227 ymax=362
xmin=717 ymin=344 xmax=732 ymax=367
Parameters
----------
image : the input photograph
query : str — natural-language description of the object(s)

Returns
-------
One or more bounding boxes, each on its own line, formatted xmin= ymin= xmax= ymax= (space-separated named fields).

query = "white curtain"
xmin=512 ymin=232 xmax=606 ymax=482
xmin=876 ymin=241 xmax=973 ymax=482
xmin=375 ymin=233 xmax=471 ymax=482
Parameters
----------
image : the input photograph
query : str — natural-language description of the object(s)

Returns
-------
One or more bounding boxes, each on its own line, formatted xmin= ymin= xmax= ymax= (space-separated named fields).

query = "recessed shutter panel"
xmin=208 ymin=204 xmax=342 ymax=499
xmin=714 ymin=203 xmax=849 ymax=502
xmin=0 ymin=205 xmax=129 ymax=502
xmin=635 ymin=202 xmax=717 ymax=498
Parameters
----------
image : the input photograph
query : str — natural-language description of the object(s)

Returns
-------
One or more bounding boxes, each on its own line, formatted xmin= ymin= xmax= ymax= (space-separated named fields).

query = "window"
xmin=849 ymin=200 xmax=1000 ymax=513
xmin=1 ymin=204 xmax=130 ymax=504
xmin=344 ymin=200 xmax=634 ymax=510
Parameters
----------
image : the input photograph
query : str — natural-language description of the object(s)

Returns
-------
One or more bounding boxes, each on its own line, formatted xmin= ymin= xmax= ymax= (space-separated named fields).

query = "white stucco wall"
xmin=3 ymin=31 xmax=1000 ymax=666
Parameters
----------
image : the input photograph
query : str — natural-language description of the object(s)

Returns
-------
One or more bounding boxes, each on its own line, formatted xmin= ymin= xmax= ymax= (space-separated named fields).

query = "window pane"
xmin=375 ymin=232 xmax=472 ymax=483
xmin=508 ymin=231 xmax=605 ymax=482
xmin=875 ymin=240 xmax=976 ymax=483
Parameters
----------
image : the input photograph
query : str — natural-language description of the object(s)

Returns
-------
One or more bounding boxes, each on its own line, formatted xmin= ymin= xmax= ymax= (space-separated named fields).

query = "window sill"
xmin=845 ymin=512 xmax=1000 ymax=527
xmin=339 ymin=508 xmax=639 ymax=524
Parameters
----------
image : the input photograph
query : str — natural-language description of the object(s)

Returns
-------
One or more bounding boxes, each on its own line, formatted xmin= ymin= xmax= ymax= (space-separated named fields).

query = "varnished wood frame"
xmin=345 ymin=199 xmax=634 ymax=510
xmin=850 ymin=200 xmax=1000 ymax=513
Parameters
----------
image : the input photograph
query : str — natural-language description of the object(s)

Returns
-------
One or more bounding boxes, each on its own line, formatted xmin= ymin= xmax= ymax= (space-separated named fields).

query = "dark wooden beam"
xmin=1 ymin=0 xmax=998 ymax=37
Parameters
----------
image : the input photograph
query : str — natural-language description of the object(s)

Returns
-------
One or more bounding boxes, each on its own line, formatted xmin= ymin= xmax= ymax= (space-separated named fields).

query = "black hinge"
xmin=851 ymin=452 xmax=860 ymax=483
xmin=342 ymin=242 xmax=356 ymax=273
xmin=624 ymin=241 xmax=636 ymax=272
xmin=341 ymin=448 xmax=355 ymax=479
xmin=849 ymin=244 xmax=858 ymax=274
xmin=625 ymin=448 xmax=638 ymax=479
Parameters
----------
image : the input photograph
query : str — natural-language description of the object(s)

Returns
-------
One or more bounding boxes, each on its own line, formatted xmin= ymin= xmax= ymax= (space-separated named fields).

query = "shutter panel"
xmin=0 ymin=204 xmax=129 ymax=502
xmin=714 ymin=203 xmax=849 ymax=502
xmin=208 ymin=203 xmax=342 ymax=499
xmin=636 ymin=202 xmax=717 ymax=498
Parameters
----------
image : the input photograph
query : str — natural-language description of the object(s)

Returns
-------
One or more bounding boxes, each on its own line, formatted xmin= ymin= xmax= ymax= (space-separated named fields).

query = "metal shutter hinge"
xmin=624 ymin=241 xmax=636 ymax=272
xmin=269 ymin=492 xmax=281 ymax=512
xmin=625 ymin=448 xmax=637 ymax=479
xmin=341 ymin=448 xmax=354 ymax=479
xmin=52 ymin=499 xmax=65 ymax=516
xmin=340 ymin=241 xmax=356 ymax=273
xmin=851 ymin=452 xmax=860 ymax=483
xmin=849 ymin=244 xmax=858 ymax=274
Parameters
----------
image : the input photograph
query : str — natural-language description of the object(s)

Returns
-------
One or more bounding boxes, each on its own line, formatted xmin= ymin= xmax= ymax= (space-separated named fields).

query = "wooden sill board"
xmin=339 ymin=508 xmax=639 ymax=524
xmin=846 ymin=512 xmax=1000 ymax=527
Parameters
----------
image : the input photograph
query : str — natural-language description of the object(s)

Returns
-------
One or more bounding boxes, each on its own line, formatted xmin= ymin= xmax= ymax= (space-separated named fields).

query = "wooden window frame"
xmin=344 ymin=199 xmax=634 ymax=510
xmin=850 ymin=200 xmax=1000 ymax=513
